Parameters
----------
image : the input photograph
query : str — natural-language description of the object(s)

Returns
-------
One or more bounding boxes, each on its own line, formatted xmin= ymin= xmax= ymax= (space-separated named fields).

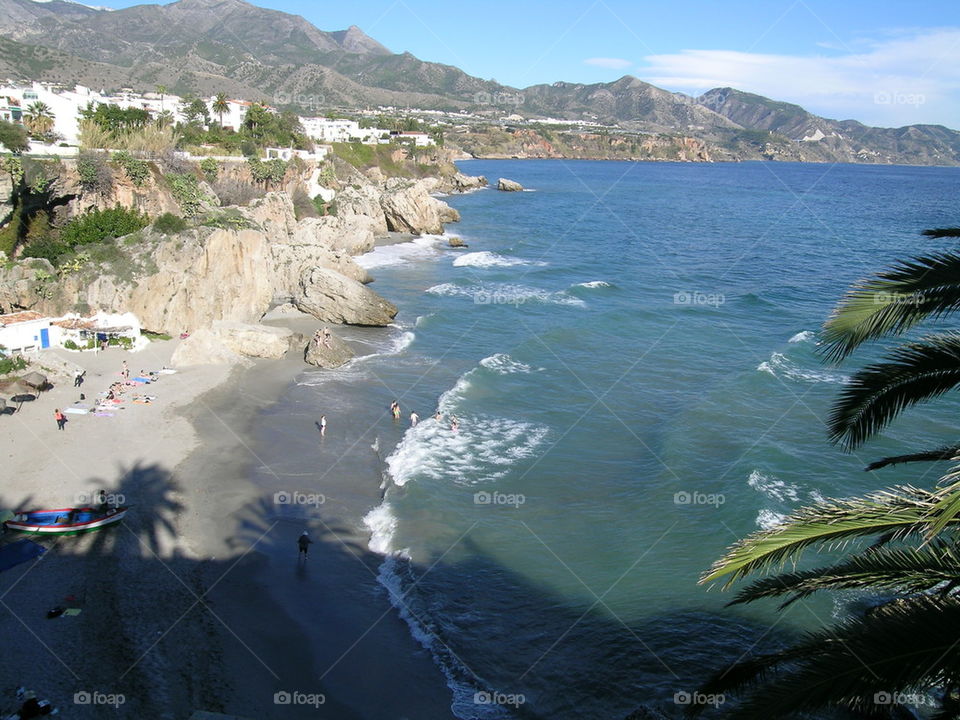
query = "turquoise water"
xmin=290 ymin=160 xmax=960 ymax=718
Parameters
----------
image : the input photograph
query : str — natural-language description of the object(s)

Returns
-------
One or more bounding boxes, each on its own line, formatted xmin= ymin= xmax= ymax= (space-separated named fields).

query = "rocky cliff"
xmin=0 ymin=159 xmax=475 ymax=347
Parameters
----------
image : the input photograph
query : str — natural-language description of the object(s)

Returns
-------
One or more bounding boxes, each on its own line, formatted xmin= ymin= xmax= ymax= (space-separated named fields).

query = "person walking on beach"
xmin=319 ymin=415 xmax=327 ymax=436
xmin=298 ymin=530 xmax=313 ymax=558
xmin=73 ymin=369 xmax=85 ymax=388
xmin=121 ymin=360 xmax=129 ymax=380
xmin=390 ymin=400 xmax=401 ymax=420
xmin=54 ymin=408 xmax=66 ymax=431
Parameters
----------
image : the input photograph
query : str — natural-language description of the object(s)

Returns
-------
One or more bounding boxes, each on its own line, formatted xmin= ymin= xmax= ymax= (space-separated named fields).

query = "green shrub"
xmin=22 ymin=235 xmax=70 ymax=264
xmin=143 ymin=330 xmax=172 ymax=341
xmin=85 ymin=338 xmax=95 ymax=350
xmin=0 ymin=353 xmax=28 ymax=375
xmin=63 ymin=339 xmax=79 ymax=350
xmin=199 ymin=157 xmax=219 ymax=182
xmin=291 ymin=186 xmax=317 ymax=221
xmin=154 ymin=212 xmax=188 ymax=234
xmin=77 ymin=151 xmax=113 ymax=195
xmin=112 ymin=151 xmax=151 ymax=187
xmin=60 ymin=206 xmax=149 ymax=248
xmin=166 ymin=172 xmax=206 ymax=216
xmin=247 ymin=157 xmax=288 ymax=187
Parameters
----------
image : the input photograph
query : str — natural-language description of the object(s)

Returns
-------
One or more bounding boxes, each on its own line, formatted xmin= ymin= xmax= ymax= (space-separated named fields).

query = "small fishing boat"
xmin=4 ymin=506 xmax=128 ymax=535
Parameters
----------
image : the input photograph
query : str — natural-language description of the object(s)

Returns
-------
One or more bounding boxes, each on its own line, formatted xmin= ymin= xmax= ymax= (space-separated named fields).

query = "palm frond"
xmin=927 ymin=475 xmax=960 ymax=538
xmin=821 ymin=253 xmax=960 ymax=361
xmin=827 ymin=333 xmax=960 ymax=450
xmin=923 ymin=228 xmax=960 ymax=239
xmin=695 ymin=595 xmax=960 ymax=718
xmin=865 ymin=443 xmax=960 ymax=471
xmin=728 ymin=541 xmax=960 ymax=608
xmin=700 ymin=486 xmax=940 ymax=587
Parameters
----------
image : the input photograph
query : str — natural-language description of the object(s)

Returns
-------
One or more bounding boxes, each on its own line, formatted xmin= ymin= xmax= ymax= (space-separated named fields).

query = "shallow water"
xmin=257 ymin=159 xmax=960 ymax=718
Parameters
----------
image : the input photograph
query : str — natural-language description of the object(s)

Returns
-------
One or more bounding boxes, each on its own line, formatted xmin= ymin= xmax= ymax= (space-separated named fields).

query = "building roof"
xmin=0 ymin=311 xmax=44 ymax=326
xmin=51 ymin=317 xmax=96 ymax=330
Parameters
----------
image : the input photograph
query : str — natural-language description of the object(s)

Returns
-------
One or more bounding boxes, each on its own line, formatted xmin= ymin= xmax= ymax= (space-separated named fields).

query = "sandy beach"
xmin=0 ymin=323 xmax=453 ymax=719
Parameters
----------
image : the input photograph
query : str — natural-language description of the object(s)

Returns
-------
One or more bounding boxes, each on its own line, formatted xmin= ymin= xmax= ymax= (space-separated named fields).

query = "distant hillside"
xmin=1 ymin=0 xmax=958 ymax=165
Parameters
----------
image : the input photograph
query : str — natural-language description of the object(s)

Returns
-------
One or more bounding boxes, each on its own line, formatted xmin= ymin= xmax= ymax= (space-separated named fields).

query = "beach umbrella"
xmin=7 ymin=382 xmax=36 ymax=408
xmin=0 ymin=397 xmax=6 ymax=414
xmin=22 ymin=371 xmax=48 ymax=390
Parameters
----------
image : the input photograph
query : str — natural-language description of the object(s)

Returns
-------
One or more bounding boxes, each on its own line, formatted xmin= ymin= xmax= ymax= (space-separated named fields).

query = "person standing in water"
xmin=450 ymin=415 xmax=459 ymax=432
xmin=319 ymin=415 xmax=327 ymax=436
xmin=410 ymin=411 xmax=419 ymax=427
xmin=390 ymin=401 xmax=401 ymax=420
xmin=298 ymin=531 xmax=313 ymax=558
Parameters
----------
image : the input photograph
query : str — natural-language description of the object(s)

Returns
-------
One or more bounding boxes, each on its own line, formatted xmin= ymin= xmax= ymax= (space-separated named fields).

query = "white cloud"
xmin=637 ymin=28 xmax=960 ymax=128
xmin=585 ymin=57 xmax=633 ymax=70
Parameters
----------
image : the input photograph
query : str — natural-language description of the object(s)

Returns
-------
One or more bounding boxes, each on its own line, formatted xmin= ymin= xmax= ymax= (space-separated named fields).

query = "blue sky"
xmin=89 ymin=0 xmax=960 ymax=128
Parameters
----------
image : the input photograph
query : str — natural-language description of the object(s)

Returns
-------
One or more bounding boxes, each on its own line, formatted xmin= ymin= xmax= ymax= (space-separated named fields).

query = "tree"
xmin=156 ymin=84 xmax=167 ymax=112
xmin=212 ymin=93 xmax=229 ymax=128
xmin=156 ymin=110 xmax=175 ymax=129
xmin=180 ymin=96 xmax=210 ymax=127
xmin=696 ymin=227 xmax=960 ymax=718
xmin=0 ymin=119 xmax=29 ymax=153
xmin=24 ymin=101 xmax=55 ymax=139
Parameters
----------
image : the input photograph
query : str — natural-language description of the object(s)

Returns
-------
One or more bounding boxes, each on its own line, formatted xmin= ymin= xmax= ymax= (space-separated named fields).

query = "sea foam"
xmin=452 ymin=251 xmax=544 ymax=268
xmin=757 ymin=352 xmax=848 ymax=384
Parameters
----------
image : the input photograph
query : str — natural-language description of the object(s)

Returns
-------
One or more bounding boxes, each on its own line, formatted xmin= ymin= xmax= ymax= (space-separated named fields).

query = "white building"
xmin=0 ymin=310 xmax=142 ymax=354
xmin=0 ymin=311 xmax=51 ymax=354
xmin=299 ymin=116 xmax=388 ymax=145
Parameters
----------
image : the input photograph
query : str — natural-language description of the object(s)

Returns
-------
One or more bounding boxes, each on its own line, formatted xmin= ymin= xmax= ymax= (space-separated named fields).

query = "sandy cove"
xmin=0 ymin=325 xmax=453 ymax=719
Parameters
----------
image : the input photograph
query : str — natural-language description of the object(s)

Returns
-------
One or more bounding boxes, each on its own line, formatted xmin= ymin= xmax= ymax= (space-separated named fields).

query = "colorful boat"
xmin=4 ymin=506 xmax=128 ymax=535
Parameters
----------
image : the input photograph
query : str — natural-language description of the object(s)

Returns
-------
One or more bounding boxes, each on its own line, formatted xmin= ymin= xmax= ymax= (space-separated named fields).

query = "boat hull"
xmin=4 ymin=507 xmax=128 ymax=535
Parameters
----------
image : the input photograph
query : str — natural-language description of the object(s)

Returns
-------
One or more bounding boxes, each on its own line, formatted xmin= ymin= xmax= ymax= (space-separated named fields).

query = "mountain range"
xmin=1 ymin=0 xmax=959 ymax=165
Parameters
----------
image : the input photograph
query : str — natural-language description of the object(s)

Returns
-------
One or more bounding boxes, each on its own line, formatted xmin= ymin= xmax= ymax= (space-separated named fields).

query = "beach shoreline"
xmin=0 ymin=313 xmax=454 ymax=718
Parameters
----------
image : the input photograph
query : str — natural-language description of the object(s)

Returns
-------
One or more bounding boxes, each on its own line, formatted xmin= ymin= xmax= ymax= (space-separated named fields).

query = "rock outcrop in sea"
xmin=497 ymin=178 xmax=524 ymax=192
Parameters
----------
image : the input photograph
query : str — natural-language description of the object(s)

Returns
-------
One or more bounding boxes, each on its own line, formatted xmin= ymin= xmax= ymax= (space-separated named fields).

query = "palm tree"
xmin=24 ymin=101 xmax=55 ymax=139
xmin=695 ymin=227 xmax=960 ymax=718
xmin=156 ymin=84 xmax=167 ymax=112
xmin=212 ymin=92 xmax=229 ymax=128
xmin=155 ymin=110 xmax=174 ymax=129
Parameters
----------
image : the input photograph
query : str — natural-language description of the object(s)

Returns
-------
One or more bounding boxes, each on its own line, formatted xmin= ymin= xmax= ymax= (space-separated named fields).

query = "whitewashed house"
xmin=0 ymin=311 xmax=51 ymax=353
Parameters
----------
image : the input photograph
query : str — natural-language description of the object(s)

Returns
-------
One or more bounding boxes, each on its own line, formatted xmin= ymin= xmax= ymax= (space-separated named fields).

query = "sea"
xmin=253 ymin=159 xmax=960 ymax=719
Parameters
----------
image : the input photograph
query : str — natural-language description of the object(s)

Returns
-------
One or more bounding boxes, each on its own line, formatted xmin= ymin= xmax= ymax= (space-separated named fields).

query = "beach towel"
xmin=0 ymin=539 xmax=46 ymax=573
xmin=159 ymin=368 xmax=177 ymax=375
xmin=64 ymin=407 xmax=88 ymax=415
xmin=133 ymin=377 xmax=152 ymax=383
xmin=62 ymin=608 xmax=82 ymax=617
xmin=94 ymin=411 xmax=115 ymax=417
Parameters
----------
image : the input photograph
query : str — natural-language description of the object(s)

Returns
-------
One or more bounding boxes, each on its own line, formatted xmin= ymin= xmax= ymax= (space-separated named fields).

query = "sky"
xmin=85 ymin=0 xmax=960 ymax=128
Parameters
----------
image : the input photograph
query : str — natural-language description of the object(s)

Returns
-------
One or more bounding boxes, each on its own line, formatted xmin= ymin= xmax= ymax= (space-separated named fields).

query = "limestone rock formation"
xmin=497 ymin=178 xmax=524 ymax=192
xmin=380 ymin=178 xmax=460 ymax=235
xmin=304 ymin=329 xmax=354 ymax=368
xmin=170 ymin=328 xmax=250 ymax=367
xmin=448 ymin=172 xmax=488 ymax=192
xmin=212 ymin=320 xmax=293 ymax=359
xmin=295 ymin=266 xmax=397 ymax=326
xmin=448 ymin=236 xmax=468 ymax=248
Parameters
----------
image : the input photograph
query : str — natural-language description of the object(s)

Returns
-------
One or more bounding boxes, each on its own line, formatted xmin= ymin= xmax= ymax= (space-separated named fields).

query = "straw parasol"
xmin=0 ymin=397 xmax=6 ymax=414
xmin=22 ymin=371 xmax=48 ymax=391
